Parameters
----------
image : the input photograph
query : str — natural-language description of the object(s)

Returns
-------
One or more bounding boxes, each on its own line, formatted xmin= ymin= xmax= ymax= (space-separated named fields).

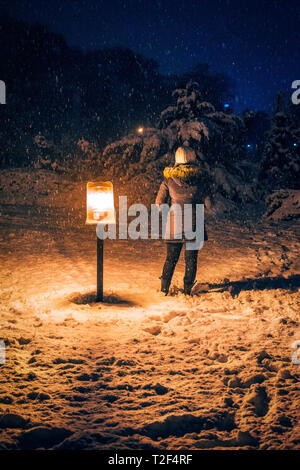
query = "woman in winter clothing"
xmin=155 ymin=146 xmax=211 ymax=295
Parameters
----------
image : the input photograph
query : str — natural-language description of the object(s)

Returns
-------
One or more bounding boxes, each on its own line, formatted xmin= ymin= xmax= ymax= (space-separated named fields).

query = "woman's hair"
xmin=175 ymin=146 xmax=196 ymax=164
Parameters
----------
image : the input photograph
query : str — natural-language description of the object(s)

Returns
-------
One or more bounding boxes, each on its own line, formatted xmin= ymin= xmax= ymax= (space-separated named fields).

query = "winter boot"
xmin=183 ymin=280 xmax=196 ymax=295
xmin=160 ymin=277 xmax=171 ymax=296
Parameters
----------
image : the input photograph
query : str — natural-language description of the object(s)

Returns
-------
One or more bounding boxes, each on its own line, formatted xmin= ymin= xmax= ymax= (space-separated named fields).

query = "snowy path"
xmin=0 ymin=205 xmax=299 ymax=450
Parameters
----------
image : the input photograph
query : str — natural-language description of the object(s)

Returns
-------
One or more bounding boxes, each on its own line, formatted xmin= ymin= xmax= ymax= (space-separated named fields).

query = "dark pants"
xmin=162 ymin=242 xmax=199 ymax=287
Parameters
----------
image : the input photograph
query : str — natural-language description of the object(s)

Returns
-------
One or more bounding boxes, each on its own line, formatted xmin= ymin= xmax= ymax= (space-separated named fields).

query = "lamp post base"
xmin=96 ymin=237 xmax=103 ymax=301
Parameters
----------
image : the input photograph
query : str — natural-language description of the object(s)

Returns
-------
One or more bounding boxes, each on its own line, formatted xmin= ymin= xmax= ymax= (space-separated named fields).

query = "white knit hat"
xmin=175 ymin=146 xmax=196 ymax=164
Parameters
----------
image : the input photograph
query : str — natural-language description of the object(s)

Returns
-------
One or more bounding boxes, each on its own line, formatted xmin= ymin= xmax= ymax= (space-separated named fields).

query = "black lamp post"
xmin=86 ymin=181 xmax=115 ymax=302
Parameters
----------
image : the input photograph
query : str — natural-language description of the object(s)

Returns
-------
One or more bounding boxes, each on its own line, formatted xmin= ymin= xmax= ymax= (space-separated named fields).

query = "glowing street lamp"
xmin=86 ymin=181 xmax=115 ymax=225
xmin=137 ymin=126 xmax=144 ymax=134
xmin=86 ymin=181 xmax=115 ymax=301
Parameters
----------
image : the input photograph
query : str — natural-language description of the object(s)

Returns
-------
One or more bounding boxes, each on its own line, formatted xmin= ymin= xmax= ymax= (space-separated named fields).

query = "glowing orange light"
xmin=137 ymin=127 xmax=144 ymax=134
xmin=86 ymin=181 xmax=115 ymax=225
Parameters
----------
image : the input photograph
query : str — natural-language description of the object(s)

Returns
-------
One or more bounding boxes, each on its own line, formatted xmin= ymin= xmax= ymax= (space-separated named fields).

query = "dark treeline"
xmin=0 ymin=12 xmax=236 ymax=167
xmin=1 ymin=11 xmax=299 ymax=182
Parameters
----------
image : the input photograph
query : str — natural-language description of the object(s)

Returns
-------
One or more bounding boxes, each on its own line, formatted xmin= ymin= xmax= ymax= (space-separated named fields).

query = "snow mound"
xmin=265 ymin=190 xmax=300 ymax=221
xmin=0 ymin=168 xmax=85 ymax=210
xmin=120 ymin=411 xmax=236 ymax=440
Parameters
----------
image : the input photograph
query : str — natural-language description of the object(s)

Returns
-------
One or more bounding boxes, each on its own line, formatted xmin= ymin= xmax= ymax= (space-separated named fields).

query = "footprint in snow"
xmin=143 ymin=325 xmax=161 ymax=336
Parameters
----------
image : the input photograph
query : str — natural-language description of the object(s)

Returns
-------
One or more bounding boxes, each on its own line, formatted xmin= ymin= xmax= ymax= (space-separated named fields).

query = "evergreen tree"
xmin=242 ymin=109 xmax=270 ymax=160
xmin=260 ymin=94 xmax=300 ymax=190
xmin=158 ymin=81 xmax=246 ymax=165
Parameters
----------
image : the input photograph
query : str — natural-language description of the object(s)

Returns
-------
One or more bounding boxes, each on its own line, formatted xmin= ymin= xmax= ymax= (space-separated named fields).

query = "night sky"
xmin=3 ymin=0 xmax=300 ymax=112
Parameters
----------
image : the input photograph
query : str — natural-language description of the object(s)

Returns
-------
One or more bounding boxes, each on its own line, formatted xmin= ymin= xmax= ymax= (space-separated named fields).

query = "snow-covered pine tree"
xmin=101 ymin=81 xmax=255 ymax=208
xmin=260 ymin=94 xmax=300 ymax=190
xmin=158 ymin=80 xmax=246 ymax=166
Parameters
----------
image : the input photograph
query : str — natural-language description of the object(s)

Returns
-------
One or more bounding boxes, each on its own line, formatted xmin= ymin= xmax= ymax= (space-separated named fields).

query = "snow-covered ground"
xmin=0 ymin=169 xmax=299 ymax=450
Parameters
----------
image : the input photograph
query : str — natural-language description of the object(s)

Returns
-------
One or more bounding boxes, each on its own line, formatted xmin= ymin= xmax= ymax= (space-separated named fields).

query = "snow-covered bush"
xmin=103 ymin=128 xmax=174 ymax=171
xmin=31 ymin=133 xmax=102 ymax=178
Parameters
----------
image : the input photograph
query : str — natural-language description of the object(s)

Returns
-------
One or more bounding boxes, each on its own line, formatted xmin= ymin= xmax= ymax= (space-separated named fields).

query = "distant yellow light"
xmin=137 ymin=127 xmax=144 ymax=134
xmin=86 ymin=181 xmax=115 ymax=225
